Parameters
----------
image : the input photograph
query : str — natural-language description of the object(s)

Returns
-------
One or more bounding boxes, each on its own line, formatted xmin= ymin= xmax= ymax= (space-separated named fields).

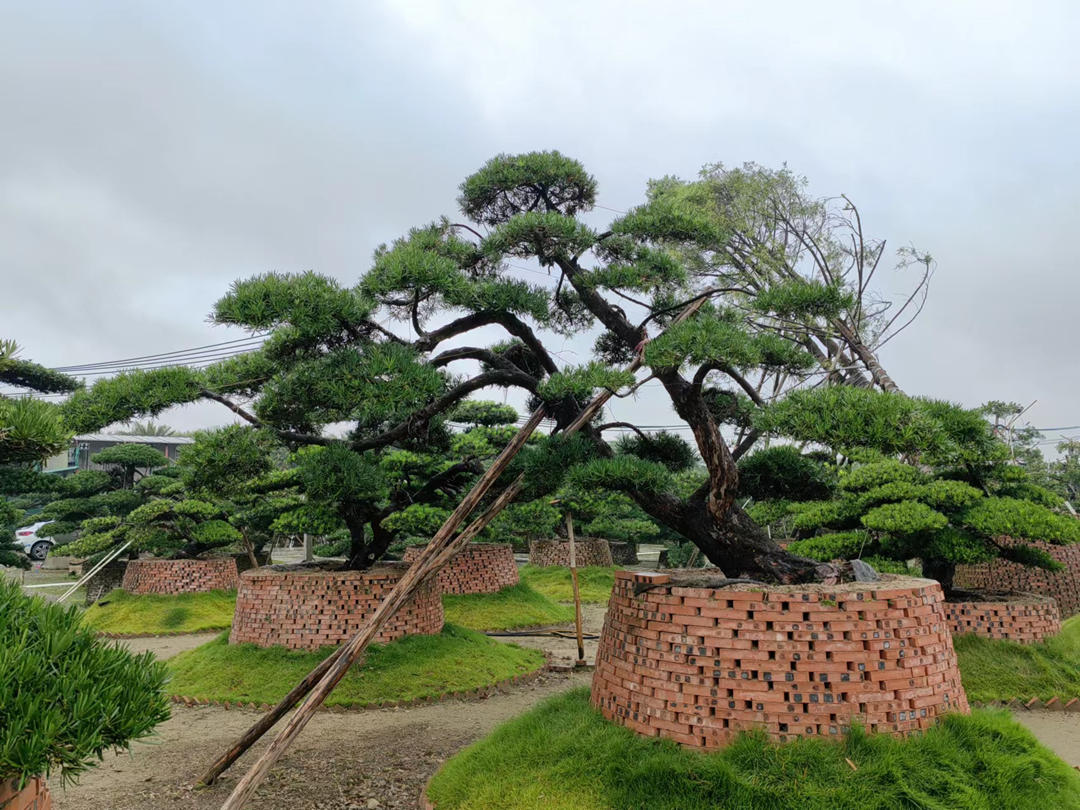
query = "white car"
xmin=13 ymin=521 xmax=54 ymax=561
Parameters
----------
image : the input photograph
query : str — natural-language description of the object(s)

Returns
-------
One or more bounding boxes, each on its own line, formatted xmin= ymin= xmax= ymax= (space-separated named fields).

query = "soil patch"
xmin=49 ymin=671 xmax=591 ymax=810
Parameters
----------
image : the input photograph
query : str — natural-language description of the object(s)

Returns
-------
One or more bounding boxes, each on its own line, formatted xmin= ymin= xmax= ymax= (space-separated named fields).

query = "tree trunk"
xmin=342 ymin=508 xmax=395 ymax=570
xmin=631 ymin=490 xmax=822 ymax=583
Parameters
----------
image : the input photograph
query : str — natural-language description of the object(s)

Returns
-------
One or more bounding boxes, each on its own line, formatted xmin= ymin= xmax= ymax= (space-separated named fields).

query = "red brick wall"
xmin=0 ymin=777 xmax=51 ymax=810
xmin=954 ymin=538 xmax=1080 ymax=617
xmin=529 ymin=538 xmax=613 ymax=567
xmin=121 ymin=558 xmax=239 ymax=595
xmin=945 ymin=595 xmax=1061 ymax=643
xmin=591 ymin=571 xmax=969 ymax=748
xmin=403 ymin=543 xmax=519 ymax=594
xmin=229 ymin=563 xmax=444 ymax=651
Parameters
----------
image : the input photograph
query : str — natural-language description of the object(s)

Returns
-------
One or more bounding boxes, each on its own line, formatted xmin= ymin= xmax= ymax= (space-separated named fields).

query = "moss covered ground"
xmin=83 ymin=588 xmax=236 ymax=635
xmin=427 ymin=688 xmax=1080 ymax=810
xmin=166 ymin=624 xmax=545 ymax=707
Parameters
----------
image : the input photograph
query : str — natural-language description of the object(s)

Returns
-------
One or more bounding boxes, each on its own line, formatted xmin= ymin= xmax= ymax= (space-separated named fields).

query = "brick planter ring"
xmin=529 ymin=538 xmax=613 ymax=567
xmin=592 ymin=571 xmax=969 ymax=748
xmin=944 ymin=593 xmax=1061 ymax=643
xmin=403 ymin=543 xmax=518 ymax=594
xmin=230 ymin=563 xmax=444 ymax=651
xmin=121 ymin=558 xmax=239 ymax=595
xmin=0 ymin=776 xmax=51 ymax=810
xmin=955 ymin=538 xmax=1080 ymax=617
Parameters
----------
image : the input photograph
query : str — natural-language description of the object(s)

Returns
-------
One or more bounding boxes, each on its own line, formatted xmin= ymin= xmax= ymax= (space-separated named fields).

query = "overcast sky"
xmin=2 ymin=1 xmax=1078 ymax=448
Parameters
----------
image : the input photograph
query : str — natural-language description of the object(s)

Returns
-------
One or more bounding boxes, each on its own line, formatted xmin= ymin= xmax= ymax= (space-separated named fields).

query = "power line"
xmin=52 ymin=334 xmax=267 ymax=372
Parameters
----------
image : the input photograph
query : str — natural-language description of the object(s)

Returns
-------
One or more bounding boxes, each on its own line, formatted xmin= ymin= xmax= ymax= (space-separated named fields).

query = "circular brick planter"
xmin=529 ymin=538 xmax=613 ymax=567
xmin=0 ymin=776 xmax=51 ymax=809
xmin=403 ymin=543 xmax=519 ymax=594
xmin=954 ymin=538 xmax=1080 ymax=617
xmin=608 ymin=541 xmax=638 ymax=566
xmin=229 ymin=563 xmax=444 ymax=651
xmin=592 ymin=570 xmax=969 ymax=748
xmin=121 ymin=558 xmax=239 ymax=595
xmin=944 ymin=592 xmax=1061 ymax=643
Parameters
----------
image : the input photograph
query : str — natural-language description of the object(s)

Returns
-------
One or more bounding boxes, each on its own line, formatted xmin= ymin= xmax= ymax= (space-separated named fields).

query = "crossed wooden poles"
xmin=206 ymin=297 xmax=709 ymax=809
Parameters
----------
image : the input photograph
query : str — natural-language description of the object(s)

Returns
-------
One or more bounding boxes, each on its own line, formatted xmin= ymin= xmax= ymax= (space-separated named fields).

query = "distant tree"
xmin=0 ymin=341 xmax=80 ymax=567
xmin=758 ymin=386 xmax=1080 ymax=594
xmin=117 ymin=420 xmax=176 ymax=436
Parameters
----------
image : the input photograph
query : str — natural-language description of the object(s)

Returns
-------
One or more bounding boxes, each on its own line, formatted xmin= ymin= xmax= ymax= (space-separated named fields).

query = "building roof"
xmin=73 ymin=433 xmax=195 ymax=445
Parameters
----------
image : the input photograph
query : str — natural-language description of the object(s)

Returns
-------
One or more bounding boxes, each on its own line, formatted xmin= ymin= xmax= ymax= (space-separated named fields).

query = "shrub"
xmin=0 ymin=581 xmax=170 ymax=787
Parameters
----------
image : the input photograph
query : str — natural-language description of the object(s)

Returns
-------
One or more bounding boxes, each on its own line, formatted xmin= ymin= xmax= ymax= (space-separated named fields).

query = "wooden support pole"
xmin=209 ymin=294 xmax=712 ymax=807
xmin=197 ymin=476 xmax=524 ymax=787
xmin=218 ymin=409 xmax=546 ymax=809
xmin=565 ymin=512 xmax=585 ymax=662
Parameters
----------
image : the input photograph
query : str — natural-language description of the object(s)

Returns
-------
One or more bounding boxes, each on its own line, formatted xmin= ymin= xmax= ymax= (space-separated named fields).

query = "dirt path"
xmin=51 ymin=670 xmax=591 ymax=810
xmin=110 ymin=632 xmax=220 ymax=659
xmin=1010 ymin=710 xmax=1080 ymax=767
xmin=488 ymin=603 xmax=606 ymax=667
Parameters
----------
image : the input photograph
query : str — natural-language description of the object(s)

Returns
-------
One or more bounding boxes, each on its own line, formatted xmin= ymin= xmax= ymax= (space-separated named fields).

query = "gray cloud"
xmin=2 ymin=0 xmax=1077 ymax=443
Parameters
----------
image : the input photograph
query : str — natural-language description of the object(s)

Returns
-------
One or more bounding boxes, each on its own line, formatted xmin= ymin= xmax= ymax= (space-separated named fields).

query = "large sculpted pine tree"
xmin=62 ymin=152 xmax=933 ymax=581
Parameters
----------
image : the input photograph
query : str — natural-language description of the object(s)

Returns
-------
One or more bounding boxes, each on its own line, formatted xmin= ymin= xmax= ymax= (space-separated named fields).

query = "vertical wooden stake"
xmin=565 ymin=512 xmax=585 ymax=662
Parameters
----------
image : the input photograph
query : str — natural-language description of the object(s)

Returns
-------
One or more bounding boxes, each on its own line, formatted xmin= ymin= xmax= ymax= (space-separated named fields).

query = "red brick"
xmin=121 ymin=558 xmax=238 ymax=595
xmin=403 ymin=543 xmax=517 ymax=595
xmin=591 ymin=574 xmax=970 ymax=750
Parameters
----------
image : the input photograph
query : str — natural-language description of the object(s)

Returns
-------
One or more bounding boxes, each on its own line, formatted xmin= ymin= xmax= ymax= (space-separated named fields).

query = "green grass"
xmin=427 ymin=688 xmax=1080 ymax=810
xmin=953 ymin=615 xmax=1080 ymax=703
xmin=443 ymin=582 xmax=574 ymax=631
xmin=83 ymin=589 xmax=237 ymax=635
xmin=519 ymin=565 xmax=616 ymax=604
xmin=166 ymin=624 xmax=545 ymax=707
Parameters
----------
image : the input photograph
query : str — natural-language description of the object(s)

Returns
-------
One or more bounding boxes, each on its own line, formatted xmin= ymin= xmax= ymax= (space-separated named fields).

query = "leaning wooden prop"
xmin=208 ymin=295 xmax=723 ymax=808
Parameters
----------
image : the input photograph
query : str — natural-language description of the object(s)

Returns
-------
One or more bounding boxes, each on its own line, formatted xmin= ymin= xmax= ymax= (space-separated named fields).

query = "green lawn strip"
xmin=427 ymin=688 xmax=1080 ymax=810
xmin=519 ymin=565 xmax=616 ymax=604
xmin=442 ymin=582 xmax=574 ymax=631
xmin=83 ymin=588 xmax=237 ymax=635
xmin=953 ymin=615 xmax=1080 ymax=703
xmin=166 ymin=624 xmax=545 ymax=707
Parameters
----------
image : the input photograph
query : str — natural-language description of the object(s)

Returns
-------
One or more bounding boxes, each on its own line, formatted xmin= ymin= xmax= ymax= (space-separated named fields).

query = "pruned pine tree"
xmin=61 ymin=152 xmax=939 ymax=582
xmin=0 ymin=341 xmax=80 ymax=568
xmin=751 ymin=386 xmax=1080 ymax=594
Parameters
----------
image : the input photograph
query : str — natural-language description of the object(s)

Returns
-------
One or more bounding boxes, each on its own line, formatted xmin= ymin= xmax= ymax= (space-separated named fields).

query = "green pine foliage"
xmin=759 ymin=386 xmax=1080 ymax=591
xmin=0 ymin=582 xmax=170 ymax=786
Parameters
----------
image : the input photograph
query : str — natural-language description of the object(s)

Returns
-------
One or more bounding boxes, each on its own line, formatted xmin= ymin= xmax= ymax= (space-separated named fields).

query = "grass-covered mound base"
xmin=426 ymin=689 xmax=1080 ymax=810
xmin=84 ymin=588 xmax=236 ymax=636
xmin=519 ymin=565 xmax=616 ymax=604
xmin=954 ymin=615 xmax=1080 ymax=703
xmin=442 ymin=583 xmax=573 ymax=631
xmin=167 ymin=624 xmax=545 ymax=708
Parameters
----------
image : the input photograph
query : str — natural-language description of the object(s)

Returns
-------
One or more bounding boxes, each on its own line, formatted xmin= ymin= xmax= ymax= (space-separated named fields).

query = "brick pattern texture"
xmin=954 ymin=537 xmax=1080 ymax=617
xmin=591 ymin=571 xmax=969 ymax=749
xmin=85 ymin=558 xmax=127 ymax=605
xmin=529 ymin=538 xmax=613 ymax=567
xmin=608 ymin=541 xmax=638 ymax=566
xmin=229 ymin=563 xmax=444 ymax=651
xmin=121 ymin=558 xmax=239 ymax=595
xmin=403 ymin=543 xmax=519 ymax=594
xmin=0 ymin=777 xmax=51 ymax=810
xmin=944 ymin=596 xmax=1061 ymax=643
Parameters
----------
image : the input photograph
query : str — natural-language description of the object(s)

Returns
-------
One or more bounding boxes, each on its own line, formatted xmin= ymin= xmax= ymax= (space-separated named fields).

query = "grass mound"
xmin=427 ymin=689 xmax=1080 ymax=810
xmin=953 ymin=615 xmax=1080 ymax=702
xmin=443 ymin=582 xmax=573 ymax=631
xmin=519 ymin=565 xmax=616 ymax=604
xmin=83 ymin=589 xmax=236 ymax=635
xmin=166 ymin=624 xmax=544 ymax=707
